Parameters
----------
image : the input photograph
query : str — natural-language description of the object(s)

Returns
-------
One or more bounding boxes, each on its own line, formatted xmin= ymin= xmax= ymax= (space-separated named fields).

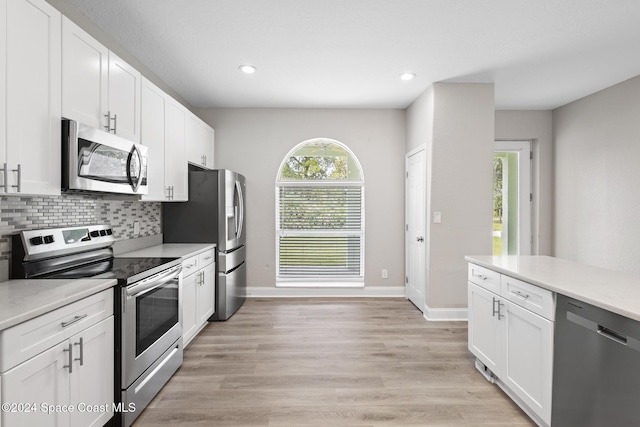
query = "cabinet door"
xmin=5 ymin=0 xmax=61 ymax=196
xmin=165 ymin=99 xmax=188 ymax=201
xmin=197 ymin=264 xmax=216 ymax=325
xmin=140 ymin=77 xmax=167 ymax=201
xmin=468 ymin=282 xmax=502 ymax=377
xmin=69 ymin=317 xmax=114 ymax=427
xmin=108 ymin=52 xmax=141 ymax=142
xmin=203 ymin=125 xmax=215 ymax=169
xmin=182 ymin=272 xmax=198 ymax=346
xmin=0 ymin=0 xmax=7 ymax=184
xmin=2 ymin=341 xmax=70 ymax=426
xmin=186 ymin=113 xmax=204 ymax=167
xmin=62 ymin=17 xmax=108 ymax=130
xmin=502 ymin=301 xmax=553 ymax=426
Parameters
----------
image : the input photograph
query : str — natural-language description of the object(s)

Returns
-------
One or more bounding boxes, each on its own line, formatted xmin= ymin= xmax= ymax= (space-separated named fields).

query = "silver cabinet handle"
xmin=61 ymin=314 xmax=87 ymax=328
xmin=1 ymin=163 xmax=7 ymax=192
xmin=111 ymin=114 xmax=117 ymax=134
xmin=492 ymin=297 xmax=504 ymax=319
xmin=513 ymin=290 xmax=530 ymax=299
xmin=474 ymin=274 xmax=488 ymax=281
xmin=104 ymin=111 xmax=112 ymax=131
xmin=74 ymin=337 xmax=84 ymax=366
xmin=204 ymin=155 xmax=207 ymax=166
xmin=63 ymin=343 xmax=73 ymax=373
xmin=166 ymin=186 xmax=173 ymax=200
xmin=11 ymin=164 xmax=21 ymax=192
xmin=199 ymin=271 xmax=204 ymax=285
xmin=171 ymin=186 xmax=174 ymax=199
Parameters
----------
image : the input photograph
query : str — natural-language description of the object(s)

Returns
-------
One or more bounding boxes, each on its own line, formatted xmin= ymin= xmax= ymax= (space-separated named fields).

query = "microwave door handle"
xmin=235 ymin=180 xmax=244 ymax=240
xmin=126 ymin=145 xmax=143 ymax=192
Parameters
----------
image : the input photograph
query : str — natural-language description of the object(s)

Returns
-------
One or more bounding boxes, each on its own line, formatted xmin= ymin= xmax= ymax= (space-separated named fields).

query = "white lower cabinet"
xmin=0 ymin=289 xmax=114 ymax=427
xmin=468 ymin=264 xmax=554 ymax=427
xmin=181 ymin=248 xmax=216 ymax=346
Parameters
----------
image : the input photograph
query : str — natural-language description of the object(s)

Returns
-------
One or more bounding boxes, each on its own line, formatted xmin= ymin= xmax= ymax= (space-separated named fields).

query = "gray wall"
xmin=495 ymin=110 xmax=554 ymax=255
xmin=406 ymin=83 xmax=495 ymax=309
xmin=195 ymin=107 xmax=407 ymax=289
xmin=553 ymin=75 xmax=640 ymax=273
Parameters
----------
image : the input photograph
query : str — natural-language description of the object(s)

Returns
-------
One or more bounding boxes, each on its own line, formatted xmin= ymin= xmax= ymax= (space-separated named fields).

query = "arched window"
xmin=276 ymin=139 xmax=364 ymax=285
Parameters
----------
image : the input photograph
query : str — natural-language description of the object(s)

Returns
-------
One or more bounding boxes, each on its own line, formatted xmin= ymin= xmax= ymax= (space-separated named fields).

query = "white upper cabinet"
xmin=186 ymin=113 xmax=215 ymax=169
xmin=62 ymin=17 xmax=141 ymax=142
xmin=140 ymin=77 xmax=187 ymax=202
xmin=165 ymin=98 xmax=188 ymax=201
xmin=107 ymin=52 xmax=141 ymax=142
xmin=0 ymin=0 xmax=61 ymax=196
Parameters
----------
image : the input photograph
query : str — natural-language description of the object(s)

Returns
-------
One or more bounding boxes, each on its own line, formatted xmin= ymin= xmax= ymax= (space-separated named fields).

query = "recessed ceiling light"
xmin=239 ymin=65 xmax=257 ymax=74
xmin=400 ymin=73 xmax=416 ymax=81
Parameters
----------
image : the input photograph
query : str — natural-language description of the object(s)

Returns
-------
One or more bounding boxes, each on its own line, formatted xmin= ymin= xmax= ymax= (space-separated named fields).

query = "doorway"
xmin=493 ymin=141 xmax=532 ymax=256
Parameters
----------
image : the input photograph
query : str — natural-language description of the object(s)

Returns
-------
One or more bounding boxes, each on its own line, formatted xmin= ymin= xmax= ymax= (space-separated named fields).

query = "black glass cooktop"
xmin=44 ymin=257 xmax=179 ymax=284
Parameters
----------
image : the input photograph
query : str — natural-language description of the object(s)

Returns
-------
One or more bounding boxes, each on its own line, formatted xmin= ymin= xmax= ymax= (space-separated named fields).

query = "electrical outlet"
xmin=382 ymin=269 xmax=388 ymax=279
xmin=434 ymin=212 xmax=442 ymax=223
xmin=133 ymin=221 xmax=140 ymax=237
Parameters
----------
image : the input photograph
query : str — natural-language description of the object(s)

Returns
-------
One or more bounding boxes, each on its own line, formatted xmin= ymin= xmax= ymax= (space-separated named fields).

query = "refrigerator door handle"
xmin=235 ymin=179 xmax=245 ymax=240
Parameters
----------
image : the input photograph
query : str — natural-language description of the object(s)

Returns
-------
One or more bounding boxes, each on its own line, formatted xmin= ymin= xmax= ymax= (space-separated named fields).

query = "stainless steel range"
xmin=11 ymin=225 xmax=183 ymax=427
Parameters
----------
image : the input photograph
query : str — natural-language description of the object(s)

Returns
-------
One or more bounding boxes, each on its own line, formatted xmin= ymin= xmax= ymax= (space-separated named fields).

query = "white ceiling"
xmin=66 ymin=0 xmax=640 ymax=110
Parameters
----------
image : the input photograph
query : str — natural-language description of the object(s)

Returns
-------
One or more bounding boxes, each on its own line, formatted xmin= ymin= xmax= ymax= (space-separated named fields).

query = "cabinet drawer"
xmin=181 ymin=255 xmax=199 ymax=277
xmin=501 ymin=275 xmax=555 ymax=320
xmin=468 ymin=263 xmax=501 ymax=294
xmin=0 ymin=289 xmax=113 ymax=372
xmin=198 ymin=248 xmax=216 ymax=268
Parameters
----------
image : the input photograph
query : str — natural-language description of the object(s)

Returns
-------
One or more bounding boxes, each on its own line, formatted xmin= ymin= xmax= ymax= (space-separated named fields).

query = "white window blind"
xmin=277 ymin=185 xmax=363 ymax=278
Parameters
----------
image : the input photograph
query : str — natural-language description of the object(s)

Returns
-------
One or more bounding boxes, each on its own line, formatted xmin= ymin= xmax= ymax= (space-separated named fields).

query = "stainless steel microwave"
xmin=62 ymin=119 xmax=148 ymax=195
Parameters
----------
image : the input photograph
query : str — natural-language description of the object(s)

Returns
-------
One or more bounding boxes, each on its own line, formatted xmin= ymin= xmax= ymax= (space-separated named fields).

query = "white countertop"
xmin=117 ymin=243 xmax=216 ymax=259
xmin=0 ymin=278 xmax=117 ymax=331
xmin=466 ymin=255 xmax=640 ymax=322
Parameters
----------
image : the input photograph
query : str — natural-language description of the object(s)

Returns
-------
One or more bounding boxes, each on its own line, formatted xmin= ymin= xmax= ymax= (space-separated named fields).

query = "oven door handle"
xmin=126 ymin=265 xmax=182 ymax=298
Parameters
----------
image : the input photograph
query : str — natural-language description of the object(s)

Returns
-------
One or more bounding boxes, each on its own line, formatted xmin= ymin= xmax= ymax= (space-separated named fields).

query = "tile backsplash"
xmin=0 ymin=192 xmax=161 ymax=281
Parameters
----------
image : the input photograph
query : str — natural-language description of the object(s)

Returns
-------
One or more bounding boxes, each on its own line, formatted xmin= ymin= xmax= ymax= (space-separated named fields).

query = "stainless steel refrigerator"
xmin=163 ymin=168 xmax=246 ymax=320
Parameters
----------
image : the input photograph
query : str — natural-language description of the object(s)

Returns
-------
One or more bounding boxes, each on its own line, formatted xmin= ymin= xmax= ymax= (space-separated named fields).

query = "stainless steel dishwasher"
xmin=552 ymin=294 xmax=640 ymax=426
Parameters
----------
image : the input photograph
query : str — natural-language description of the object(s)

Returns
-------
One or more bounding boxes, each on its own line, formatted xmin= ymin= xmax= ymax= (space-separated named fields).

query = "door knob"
xmin=417 ymin=236 xmax=424 ymax=242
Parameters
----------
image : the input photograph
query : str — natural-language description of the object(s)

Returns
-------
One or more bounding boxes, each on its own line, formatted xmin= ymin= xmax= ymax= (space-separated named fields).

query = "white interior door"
xmin=406 ymin=147 xmax=426 ymax=312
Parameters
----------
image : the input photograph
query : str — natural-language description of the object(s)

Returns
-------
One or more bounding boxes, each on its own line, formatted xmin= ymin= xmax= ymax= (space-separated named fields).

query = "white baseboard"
xmin=423 ymin=305 xmax=468 ymax=322
xmin=246 ymin=286 xmax=405 ymax=298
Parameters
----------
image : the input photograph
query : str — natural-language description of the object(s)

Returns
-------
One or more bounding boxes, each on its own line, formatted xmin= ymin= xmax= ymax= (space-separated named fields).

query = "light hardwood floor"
xmin=134 ymin=298 xmax=535 ymax=426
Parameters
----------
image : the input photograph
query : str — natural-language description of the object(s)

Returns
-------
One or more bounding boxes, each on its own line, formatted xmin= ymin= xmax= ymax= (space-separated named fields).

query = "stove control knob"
xmin=106 ymin=229 xmax=113 ymax=235
xmin=99 ymin=230 xmax=107 ymax=236
xmin=44 ymin=235 xmax=55 ymax=244
xmin=29 ymin=236 xmax=44 ymax=246
xmin=90 ymin=231 xmax=100 ymax=238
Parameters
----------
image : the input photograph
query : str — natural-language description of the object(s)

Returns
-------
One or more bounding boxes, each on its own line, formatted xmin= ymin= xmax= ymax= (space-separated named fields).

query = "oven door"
xmin=122 ymin=264 xmax=182 ymax=387
xmin=63 ymin=119 xmax=148 ymax=195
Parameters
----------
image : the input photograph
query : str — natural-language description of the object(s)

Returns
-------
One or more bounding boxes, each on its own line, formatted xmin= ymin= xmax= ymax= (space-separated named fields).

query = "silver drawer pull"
xmin=61 ymin=314 xmax=87 ymax=328
xmin=513 ymin=290 xmax=530 ymax=299
xmin=63 ymin=343 xmax=73 ymax=373
xmin=74 ymin=337 xmax=84 ymax=366
xmin=475 ymin=274 xmax=488 ymax=280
